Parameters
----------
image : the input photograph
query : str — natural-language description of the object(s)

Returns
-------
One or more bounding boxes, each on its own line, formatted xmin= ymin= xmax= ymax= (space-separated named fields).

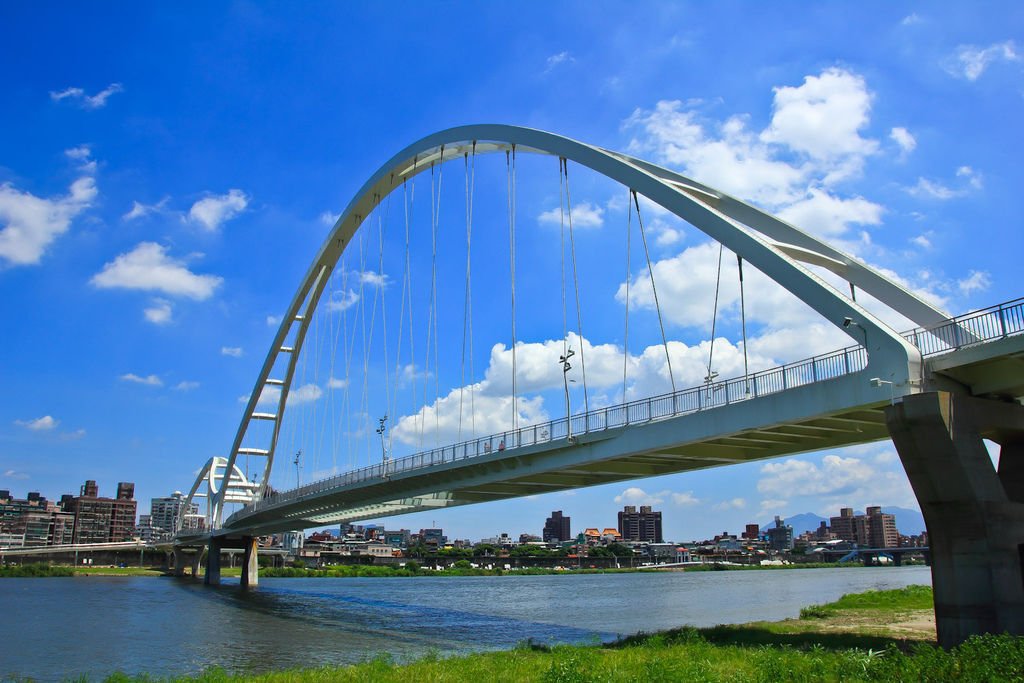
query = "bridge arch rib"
xmin=211 ymin=124 xmax=936 ymax=527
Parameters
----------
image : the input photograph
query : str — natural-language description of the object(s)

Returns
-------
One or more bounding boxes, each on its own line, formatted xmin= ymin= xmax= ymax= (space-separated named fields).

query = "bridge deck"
xmin=205 ymin=298 xmax=1024 ymax=537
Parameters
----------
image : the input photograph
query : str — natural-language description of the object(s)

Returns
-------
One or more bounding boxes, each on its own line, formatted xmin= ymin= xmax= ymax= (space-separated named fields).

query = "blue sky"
xmin=1 ymin=3 xmax=1021 ymax=541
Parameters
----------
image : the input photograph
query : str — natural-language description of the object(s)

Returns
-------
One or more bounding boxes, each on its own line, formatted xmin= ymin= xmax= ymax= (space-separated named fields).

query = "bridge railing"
xmin=235 ymin=297 xmax=1024 ymax=520
xmin=902 ymin=297 xmax=1024 ymax=357
xmin=241 ymin=342 xmax=870 ymax=516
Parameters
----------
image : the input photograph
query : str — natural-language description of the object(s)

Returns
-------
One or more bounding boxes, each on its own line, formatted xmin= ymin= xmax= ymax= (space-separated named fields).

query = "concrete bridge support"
xmin=171 ymin=549 xmax=185 ymax=577
xmin=204 ymin=538 xmax=222 ymax=586
xmin=190 ymin=547 xmax=205 ymax=579
xmin=886 ymin=391 xmax=1024 ymax=647
xmin=241 ymin=536 xmax=259 ymax=588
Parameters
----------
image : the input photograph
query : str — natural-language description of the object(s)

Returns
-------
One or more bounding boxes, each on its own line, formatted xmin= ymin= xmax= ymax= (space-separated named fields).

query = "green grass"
xmin=799 ymin=584 xmax=934 ymax=618
xmin=0 ymin=562 xmax=74 ymax=577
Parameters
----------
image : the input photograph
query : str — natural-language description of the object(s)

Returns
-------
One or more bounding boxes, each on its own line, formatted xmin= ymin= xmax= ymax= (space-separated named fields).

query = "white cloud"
xmin=776 ymin=188 xmax=883 ymax=240
xmin=907 ymin=177 xmax=960 ymax=200
xmin=358 ymin=270 xmax=388 ymax=287
xmin=242 ymin=382 xmax=323 ymax=408
xmin=889 ymin=127 xmax=916 ymax=157
xmin=143 ymin=298 xmax=173 ymax=325
xmin=120 ymin=373 xmax=162 ymax=386
xmin=266 ymin=315 xmax=282 ymax=326
xmin=91 ymin=242 xmax=223 ymax=300
xmin=188 ymin=189 xmax=248 ymax=231
xmin=174 ymin=381 xmax=200 ymax=391
xmin=956 ymin=165 xmax=983 ymax=189
xmin=910 ymin=234 xmax=932 ymax=250
xmin=958 ymin=270 xmax=991 ymax=295
xmin=14 ymin=415 xmax=59 ymax=431
xmin=613 ymin=486 xmax=664 ymax=506
xmin=671 ymin=491 xmax=700 ymax=506
xmin=123 ymin=197 xmax=169 ymax=221
xmin=0 ymin=176 xmax=96 ymax=266
xmin=757 ymin=449 xmax=917 ymax=511
xmin=319 ymin=210 xmax=339 ymax=226
xmin=3 ymin=469 xmax=30 ymax=480
xmin=326 ymin=289 xmax=359 ymax=312
xmin=901 ymin=13 xmax=921 ymax=26
xmin=948 ymin=41 xmax=1020 ymax=81
xmin=761 ymin=68 xmax=878 ymax=175
xmin=544 ymin=51 xmax=575 ymax=74
xmin=49 ymin=83 xmax=124 ymax=109
xmin=626 ymin=67 xmax=879 ymax=208
xmin=221 ymin=346 xmax=243 ymax=358
xmin=712 ymin=497 xmax=747 ymax=511
xmin=327 ymin=376 xmax=348 ymax=389
xmin=64 ymin=146 xmax=91 ymax=160
xmin=538 ymin=201 xmax=605 ymax=229
xmin=757 ymin=498 xmax=790 ymax=517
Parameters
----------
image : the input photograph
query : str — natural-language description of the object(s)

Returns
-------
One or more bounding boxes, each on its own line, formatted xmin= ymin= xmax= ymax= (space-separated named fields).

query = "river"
xmin=0 ymin=566 xmax=931 ymax=681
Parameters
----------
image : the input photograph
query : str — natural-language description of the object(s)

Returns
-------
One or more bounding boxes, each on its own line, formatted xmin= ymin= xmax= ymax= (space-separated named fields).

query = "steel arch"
xmin=211 ymin=124 xmax=938 ymax=527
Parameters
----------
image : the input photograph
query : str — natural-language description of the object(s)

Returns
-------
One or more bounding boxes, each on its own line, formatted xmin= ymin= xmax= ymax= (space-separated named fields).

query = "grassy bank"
xmin=109 ymin=586 xmax=1024 ymax=682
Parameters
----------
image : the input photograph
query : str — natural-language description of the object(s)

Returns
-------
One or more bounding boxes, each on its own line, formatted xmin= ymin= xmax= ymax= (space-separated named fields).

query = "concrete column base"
xmin=172 ymin=549 xmax=185 ymax=577
xmin=205 ymin=538 xmax=222 ymax=586
xmin=885 ymin=391 xmax=1024 ymax=647
xmin=241 ymin=536 xmax=259 ymax=589
xmin=190 ymin=548 xmax=205 ymax=579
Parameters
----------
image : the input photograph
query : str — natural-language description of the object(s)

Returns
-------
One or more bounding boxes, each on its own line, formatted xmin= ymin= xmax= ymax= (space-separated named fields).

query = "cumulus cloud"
xmin=889 ymin=127 xmax=916 ymax=158
xmin=713 ymin=497 xmax=747 ymax=511
xmin=266 ymin=315 xmax=282 ymax=326
xmin=614 ymin=486 xmax=664 ymax=506
xmin=947 ymin=41 xmax=1020 ymax=81
xmin=957 ymin=270 xmax=991 ymax=295
xmin=538 ymin=201 xmax=605 ymax=229
xmin=325 ymin=289 xmax=359 ymax=312
xmin=120 ymin=373 xmax=162 ymax=386
xmin=327 ymin=376 xmax=349 ymax=389
xmin=221 ymin=346 xmax=243 ymax=358
xmin=757 ymin=448 xmax=917 ymax=511
xmin=188 ymin=189 xmax=248 ymax=231
xmin=91 ymin=242 xmax=223 ymax=300
xmin=320 ymin=210 xmax=339 ymax=226
xmin=14 ymin=415 xmax=59 ymax=431
xmin=0 ymin=176 xmax=97 ymax=266
xmin=143 ymin=298 xmax=173 ymax=325
xmin=907 ymin=167 xmax=981 ymax=200
xmin=174 ymin=381 xmax=200 ymax=391
xmin=50 ymin=83 xmax=124 ymax=109
xmin=242 ymin=382 xmax=323 ymax=408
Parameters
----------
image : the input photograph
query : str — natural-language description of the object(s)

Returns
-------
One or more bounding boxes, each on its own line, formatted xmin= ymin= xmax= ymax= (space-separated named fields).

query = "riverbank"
xmin=125 ymin=586 xmax=1022 ymax=682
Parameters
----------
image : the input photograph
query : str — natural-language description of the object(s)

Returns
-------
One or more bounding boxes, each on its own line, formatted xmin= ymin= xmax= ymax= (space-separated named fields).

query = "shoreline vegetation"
xmin=96 ymin=585 xmax=1021 ymax=682
xmin=0 ymin=560 xmax=907 ymax=579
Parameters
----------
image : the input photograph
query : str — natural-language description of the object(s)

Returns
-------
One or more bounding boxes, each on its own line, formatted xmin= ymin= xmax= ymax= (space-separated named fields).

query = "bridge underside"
xmin=224 ymin=397 xmax=891 ymax=535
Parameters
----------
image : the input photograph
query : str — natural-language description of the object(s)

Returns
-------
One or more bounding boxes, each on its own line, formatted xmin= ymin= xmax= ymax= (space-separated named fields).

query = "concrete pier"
xmin=241 ymin=536 xmax=259 ymax=588
xmin=204 ymin=538 xmax=222 ymax=586
xmin=885 ymin=391 xmax=1024 ymax=647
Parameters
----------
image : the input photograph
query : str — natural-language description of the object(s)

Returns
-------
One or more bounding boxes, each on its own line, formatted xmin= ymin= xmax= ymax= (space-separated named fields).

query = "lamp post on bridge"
xmin=560 ymin=349 xmax=575 ymax=443
xmin=376 ymin=415 xmax=389 ymax=476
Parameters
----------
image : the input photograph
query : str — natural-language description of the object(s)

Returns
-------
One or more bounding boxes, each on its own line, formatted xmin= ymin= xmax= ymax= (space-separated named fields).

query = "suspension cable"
xmin=507 ymin=147 xmax=519 ymax=434
xmin=737 ymin=254 xmax=750 ymax=393
xmin=459 ymin=146 xmax=477 ymax=441
xmin=389 ymin=180 xmax=410 ymax=455
xmin=623 ymin=188 xmax=633 ymax=401
xmin=706 ymin=242 xmax=724 ymax=393
xmin=378 ymin=194 xmax=391 ymax=441
xmin=563 ymin=160 xmax=589 ymax=415
xmin=632 ymin=191 xmax=676 ymax=394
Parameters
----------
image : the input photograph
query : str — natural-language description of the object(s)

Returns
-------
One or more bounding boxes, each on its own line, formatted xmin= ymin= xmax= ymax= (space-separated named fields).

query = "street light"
xmin=376 ymin=415 xmax=389 ymax=476
xmin=293 ymin=449 xmax=302 ymax=488
xmin=560 ymin=348 xmax=575 ymax=442
xmin=869 ymin=377 xmax=895 ymax=405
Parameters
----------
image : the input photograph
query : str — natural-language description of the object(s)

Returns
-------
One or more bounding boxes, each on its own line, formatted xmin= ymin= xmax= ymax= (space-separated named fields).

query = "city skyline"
xmin=2 ymin=4 xmax=1021 ymax=540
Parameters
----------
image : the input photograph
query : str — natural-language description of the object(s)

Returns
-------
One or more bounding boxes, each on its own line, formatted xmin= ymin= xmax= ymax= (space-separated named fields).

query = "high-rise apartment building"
xmin=543 ymin=510 xmax=571 ymax=542
xmin=0 ymin=490 xmax=74 ymax=547
xmin=618 ymin=505 xmax=663 ymax=543
xmin=147 ymin=491 xmax=202 ymax=541
xmin=828 ymin=506 xmax=898 ymax=547
xmin=766 ymin=516 xmax=794 ymax=551
xmin=62 ymin=480 xmax=138 ymax=543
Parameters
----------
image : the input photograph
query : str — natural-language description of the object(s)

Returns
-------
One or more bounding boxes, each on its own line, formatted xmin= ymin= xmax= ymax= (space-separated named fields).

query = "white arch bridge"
xmin=173 ymin=125 xmax=1024 ymax=648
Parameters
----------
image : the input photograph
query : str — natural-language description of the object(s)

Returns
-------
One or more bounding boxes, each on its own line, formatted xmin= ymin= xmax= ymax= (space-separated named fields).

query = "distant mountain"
xmin=760 ymin=507 xmax=926 ymax=537
xmin=883 ymin=507 xmax=926 ymax=536
xmin=760 ymin=512 xmax=826 ymax=536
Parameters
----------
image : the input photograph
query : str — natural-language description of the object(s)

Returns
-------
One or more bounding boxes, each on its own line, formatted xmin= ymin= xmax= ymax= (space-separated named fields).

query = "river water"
xmin=0 ymin=566 xmax=931 ymax=681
